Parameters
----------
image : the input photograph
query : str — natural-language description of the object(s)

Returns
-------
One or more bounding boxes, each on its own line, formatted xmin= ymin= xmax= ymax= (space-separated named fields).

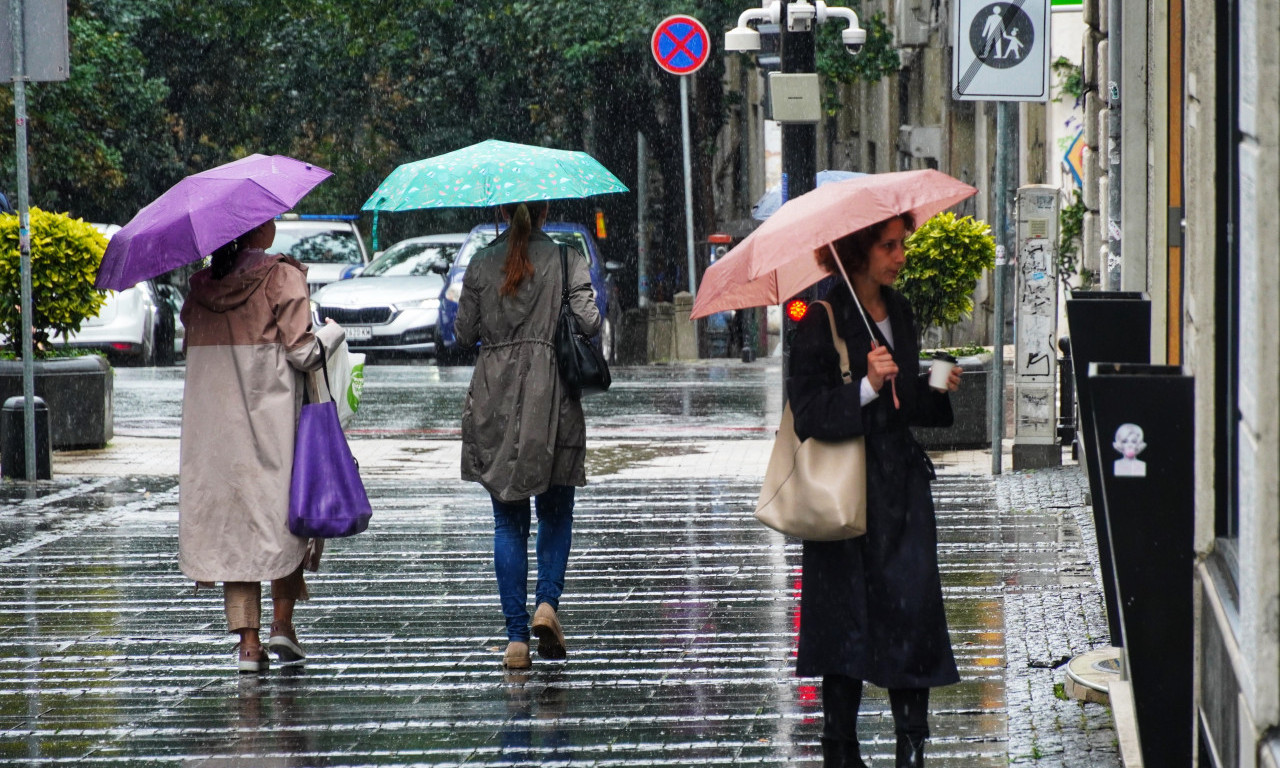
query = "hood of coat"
xmin=188 ymin=255 xmax=306 ymax=313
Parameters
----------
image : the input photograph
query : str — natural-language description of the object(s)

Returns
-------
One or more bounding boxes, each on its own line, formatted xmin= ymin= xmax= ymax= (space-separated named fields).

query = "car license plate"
xmin=346 ymin=326 xmax=372 ymax=341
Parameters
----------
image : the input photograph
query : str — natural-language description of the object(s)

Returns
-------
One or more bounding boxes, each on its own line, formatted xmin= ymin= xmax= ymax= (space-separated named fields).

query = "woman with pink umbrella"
xmin=691 ymin=169 xmax=978 ymax=767
xmin=791 ymin=213 xmax=963 ymax=768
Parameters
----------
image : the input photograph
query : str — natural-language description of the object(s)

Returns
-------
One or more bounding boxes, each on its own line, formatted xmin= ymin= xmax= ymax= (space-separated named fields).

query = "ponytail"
xmin=210 ymin=238 xmax=240 ymax=280
xmin=500 ymin=202 xmax=537 ymax=296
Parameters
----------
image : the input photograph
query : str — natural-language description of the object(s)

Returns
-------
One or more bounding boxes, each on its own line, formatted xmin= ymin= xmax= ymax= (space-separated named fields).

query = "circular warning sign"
xmin=651 ymin=15 xmax=711 ymax=76
xmin=968 ymin=3 xmax=1035 ymax=70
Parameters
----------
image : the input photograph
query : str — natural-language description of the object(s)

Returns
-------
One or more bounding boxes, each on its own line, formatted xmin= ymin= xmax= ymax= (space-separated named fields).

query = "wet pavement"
xmin=3 ymin=361 xmax=1120 ymax=766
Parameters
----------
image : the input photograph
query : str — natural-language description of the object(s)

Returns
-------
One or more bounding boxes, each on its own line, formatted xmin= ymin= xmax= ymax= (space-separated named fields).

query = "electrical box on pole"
xmin=1012 ymin=184 xmax=1061 ymax=469
xmin=0 ymin=0 xmax=70 ymax=82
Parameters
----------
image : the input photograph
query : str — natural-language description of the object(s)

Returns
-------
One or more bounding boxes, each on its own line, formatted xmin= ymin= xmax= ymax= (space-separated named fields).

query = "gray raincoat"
xmin=178 ymin=253 xmax=344 ymax=583
xmin=457 ymin=230 xmax=600 ymax=502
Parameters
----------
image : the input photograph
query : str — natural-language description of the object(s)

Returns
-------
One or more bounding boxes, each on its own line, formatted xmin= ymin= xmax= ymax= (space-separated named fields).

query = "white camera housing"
xmin=842 ymin=26 xmax=867 ymax=55
xmin=725 ymin=25 xmax=763 ymax=52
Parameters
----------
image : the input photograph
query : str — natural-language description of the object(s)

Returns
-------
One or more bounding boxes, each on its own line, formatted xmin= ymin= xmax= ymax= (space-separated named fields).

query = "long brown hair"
xmin=814 ymin=213 xmax=916 ymax=276
xmin=499 ymin=202 xmax=547 ymax=296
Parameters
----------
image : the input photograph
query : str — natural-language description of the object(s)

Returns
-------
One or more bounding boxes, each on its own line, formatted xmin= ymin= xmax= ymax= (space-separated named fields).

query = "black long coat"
xmin=787 ymin=283 xmax=960 ymax=689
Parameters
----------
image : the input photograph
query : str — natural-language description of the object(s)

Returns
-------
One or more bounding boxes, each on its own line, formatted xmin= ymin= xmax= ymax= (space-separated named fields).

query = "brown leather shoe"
xmin=503 ymin=641 xmax=532 ymax=669
xmin=237 ymin=642 xmax=269 ymax=673
xmin=267 ymin=621 xmax=306 ymax=665
xmin=531 ymin=603 xmax=567 ymax=660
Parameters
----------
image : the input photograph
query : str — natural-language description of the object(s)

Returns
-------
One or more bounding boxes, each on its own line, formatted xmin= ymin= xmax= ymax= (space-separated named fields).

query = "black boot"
xmin=895 ymin=733 xmax=926 ymax=768
xmin=821 ymin=736 xmax=870 ymax=768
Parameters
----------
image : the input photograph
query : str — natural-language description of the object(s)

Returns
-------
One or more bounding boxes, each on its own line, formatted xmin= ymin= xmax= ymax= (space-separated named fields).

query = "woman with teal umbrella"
xmin=455 ymin=200 xmax=600 ymax=669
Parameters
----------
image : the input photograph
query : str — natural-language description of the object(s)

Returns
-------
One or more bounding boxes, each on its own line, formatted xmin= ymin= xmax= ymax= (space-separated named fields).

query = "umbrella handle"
xmin=830 ymin=243 xmax=900 ymax=410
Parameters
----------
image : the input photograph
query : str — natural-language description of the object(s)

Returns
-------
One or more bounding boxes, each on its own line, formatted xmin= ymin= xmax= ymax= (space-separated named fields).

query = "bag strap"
xmin=558 ymin=243 xmax=570 ymax=306
xmin=307 ymin=341 xmax=333 ymax=404
xmin=812 ymin=300 xmax=853 ymax=385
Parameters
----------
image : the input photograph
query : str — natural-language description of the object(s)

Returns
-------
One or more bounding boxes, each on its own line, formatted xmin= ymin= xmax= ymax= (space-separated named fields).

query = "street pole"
xmin=1105 ymin=0 xmax=1122 ymax=290
xmin=679 ymin=76 xmax=697 ymax=295
xmin=10 ymin=0 xmax=37 ymax=481
xmin=779 ymin=0 xmax=817 ymax=387
xmin=636 ymin=131 xmax=649 ymax=308
xmin=989 ymin=101 xmax=1015 ymax=475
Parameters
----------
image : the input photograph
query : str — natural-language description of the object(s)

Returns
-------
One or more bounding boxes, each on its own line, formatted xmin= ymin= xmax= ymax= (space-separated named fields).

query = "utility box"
xmin=1012 ymin=185 xmax=1061 ymax=469
xmin=768 ymin=73 xmax=821 ymax=123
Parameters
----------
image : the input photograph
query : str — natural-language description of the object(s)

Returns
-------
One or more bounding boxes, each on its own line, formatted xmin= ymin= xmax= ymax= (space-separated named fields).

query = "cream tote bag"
xmin=754 ymin=301 xmax=867 ymax=541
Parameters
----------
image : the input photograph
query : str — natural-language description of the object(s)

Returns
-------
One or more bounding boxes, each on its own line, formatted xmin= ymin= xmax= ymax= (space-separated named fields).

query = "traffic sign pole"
xmin=651 ymin=15 xmax=710 ymax=297
xmin=679 ymin=76 xmax=695 ymax=295
xmin=9 ymin=0 xmax=36 ymax=481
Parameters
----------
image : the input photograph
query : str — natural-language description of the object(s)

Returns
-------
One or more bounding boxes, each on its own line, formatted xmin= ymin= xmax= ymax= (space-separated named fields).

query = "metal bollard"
xmin=1058 ymin=336 xmax=1076 ymax=453
xmin=1 ymin=396 xmax=52 ymax=480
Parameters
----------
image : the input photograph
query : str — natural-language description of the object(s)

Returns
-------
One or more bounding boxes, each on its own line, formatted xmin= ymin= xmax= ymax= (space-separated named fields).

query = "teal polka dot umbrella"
xmin=362 ymin=139 xmax=629 ymax=212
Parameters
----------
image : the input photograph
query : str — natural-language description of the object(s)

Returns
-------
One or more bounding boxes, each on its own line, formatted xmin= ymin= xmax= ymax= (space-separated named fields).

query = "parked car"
xmin=271 ymin=214 xmax=370 ymax=293
xmin=435 ymin=222 xmax=621 ymax=366
xmin=309 ymin=233 xmax=466 ymax=359
xmin=49 ymin=224 xmax=180 ymax=366
xmin=52 ymin=279 xmax=175 ymax=365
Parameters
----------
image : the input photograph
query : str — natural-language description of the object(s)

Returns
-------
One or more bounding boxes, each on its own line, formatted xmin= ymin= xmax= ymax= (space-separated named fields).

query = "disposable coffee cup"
xmin=928 ymin=352 xmax=958 ymax=391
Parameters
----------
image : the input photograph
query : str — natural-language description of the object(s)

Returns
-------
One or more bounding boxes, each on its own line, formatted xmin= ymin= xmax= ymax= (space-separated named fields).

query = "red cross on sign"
xmin=651 ymin=15 xmax=711 ymax=76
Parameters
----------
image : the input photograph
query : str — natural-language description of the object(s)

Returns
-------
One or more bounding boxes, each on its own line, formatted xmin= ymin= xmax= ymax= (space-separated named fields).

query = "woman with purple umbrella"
xmin=789 ymin=214 xmax=963 ymax=767
xmin=178 ymin=217 xmax=345 ymax=673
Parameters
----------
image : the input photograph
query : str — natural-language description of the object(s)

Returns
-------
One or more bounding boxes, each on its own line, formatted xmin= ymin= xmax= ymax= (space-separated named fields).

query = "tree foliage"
xmin=0 ymin=0 xmax=884 ymax=306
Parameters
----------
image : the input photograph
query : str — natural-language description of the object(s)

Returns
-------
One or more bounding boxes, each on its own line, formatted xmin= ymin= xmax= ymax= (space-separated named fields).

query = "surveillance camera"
xmin=842 ymin=26 xmax=867 ymax=55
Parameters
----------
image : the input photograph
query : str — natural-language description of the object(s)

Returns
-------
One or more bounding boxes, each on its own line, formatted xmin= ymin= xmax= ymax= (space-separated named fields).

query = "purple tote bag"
xmin=288 ymin=373 xmax=372 ymax=538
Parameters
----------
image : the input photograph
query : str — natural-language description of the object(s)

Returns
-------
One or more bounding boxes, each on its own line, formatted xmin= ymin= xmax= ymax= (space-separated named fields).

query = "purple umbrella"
xmin=95 ymin=154 xmax=333 ymax=290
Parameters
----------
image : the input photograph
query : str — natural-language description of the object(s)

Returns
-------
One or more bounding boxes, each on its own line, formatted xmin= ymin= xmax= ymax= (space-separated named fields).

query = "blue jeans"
xmin=492 ymin=485 xmax=575 ymax=643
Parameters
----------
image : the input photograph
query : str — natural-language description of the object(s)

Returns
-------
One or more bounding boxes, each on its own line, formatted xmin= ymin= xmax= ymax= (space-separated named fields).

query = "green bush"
xmin=899 ymin=212 xmax=996 ymax=343
xmin=0 ymin=208 xmax=108 ymax=356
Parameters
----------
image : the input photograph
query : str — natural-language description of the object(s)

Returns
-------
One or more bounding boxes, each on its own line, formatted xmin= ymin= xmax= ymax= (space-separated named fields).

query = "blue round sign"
xmin=651 ymin=15 xmax=710 ymax=76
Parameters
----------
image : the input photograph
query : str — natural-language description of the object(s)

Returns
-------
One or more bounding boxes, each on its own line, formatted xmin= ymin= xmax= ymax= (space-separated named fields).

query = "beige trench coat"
xmin=178 ymin=254 xmax=345 ymax=583
xmin=457 ymin=230 xmax=600 ymax=502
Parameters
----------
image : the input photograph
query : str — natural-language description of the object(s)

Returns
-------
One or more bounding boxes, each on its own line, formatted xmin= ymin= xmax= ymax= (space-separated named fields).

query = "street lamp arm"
xmin=816 ymin=2 xmax=867 ymax=52
xmin=817 ymin=3 xmax=861 ymax=31
xmin=734 ymin=3 xmax=779 ymax=30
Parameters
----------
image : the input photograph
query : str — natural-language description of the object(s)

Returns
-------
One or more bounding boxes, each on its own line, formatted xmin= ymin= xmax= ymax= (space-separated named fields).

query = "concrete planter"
xmin=911 ymin=350 xmax=993 ymax=450
xmin=0 ymin=355 xmax=113 ymax=449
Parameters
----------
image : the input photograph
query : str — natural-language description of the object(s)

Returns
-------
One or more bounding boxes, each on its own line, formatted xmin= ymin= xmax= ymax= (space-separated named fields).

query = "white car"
xmin=52 ymin=280 xmax=176 ymax=365
xmin=271 ymin=215 xmax=370 ymax=293
xmin=51 ymin=224 xmax=181 ymax=365
xmin=309 ymin=233 xmax=466 ymax=359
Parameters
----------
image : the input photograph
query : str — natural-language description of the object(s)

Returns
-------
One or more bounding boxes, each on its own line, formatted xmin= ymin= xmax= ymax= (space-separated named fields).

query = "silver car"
xmin=309 ymin=233 xmax=466 ymax=359
xmin=271 ymin=214 xmax=370 ymax=293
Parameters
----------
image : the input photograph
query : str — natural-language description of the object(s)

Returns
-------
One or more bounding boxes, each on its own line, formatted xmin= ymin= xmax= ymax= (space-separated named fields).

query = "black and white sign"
xmin=952 ymin=0 xmax=1049 ymax=101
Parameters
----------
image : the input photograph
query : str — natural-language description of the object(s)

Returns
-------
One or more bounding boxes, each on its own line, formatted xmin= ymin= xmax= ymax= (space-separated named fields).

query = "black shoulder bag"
xmin=554 ymin=244 xmax=611 ymax=398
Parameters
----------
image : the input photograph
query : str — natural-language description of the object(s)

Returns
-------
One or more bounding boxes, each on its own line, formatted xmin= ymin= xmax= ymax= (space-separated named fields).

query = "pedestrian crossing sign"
xmin=952 ymin=0 xmax=1051 ymax=102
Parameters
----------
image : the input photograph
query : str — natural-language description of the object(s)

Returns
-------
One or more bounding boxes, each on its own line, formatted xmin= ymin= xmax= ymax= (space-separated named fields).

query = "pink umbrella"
xmin=690 ymin=169 xmax=978 ymax=319
xmin=96 ymin=154 xmax=332 ymax=291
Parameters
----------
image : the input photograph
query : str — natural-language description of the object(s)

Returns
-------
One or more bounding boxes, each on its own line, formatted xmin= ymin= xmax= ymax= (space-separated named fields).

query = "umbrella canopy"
xmin=361 ymin=139 xmax=629 ymax=212
xmin=691 ymin=169 xmax=978 ymax=319
xmin=96 ymin=154 xmax=332 ymax=291
xmin=750 ymin=169 xmax=865 ymax=220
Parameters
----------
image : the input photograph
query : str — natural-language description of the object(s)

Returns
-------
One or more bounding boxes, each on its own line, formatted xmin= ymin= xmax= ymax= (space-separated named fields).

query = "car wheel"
xmin=601 ymin=291 xmax=622 ymax=364
xmin=600 ymin=314 xmax=616 ymax=364
xmin=138 ymin=326 xmax=155 ymax=367
xmin=154 ymin=312 xmax=176 ymax=366
xmin=434 ymin=327 xmax=468 ymax=367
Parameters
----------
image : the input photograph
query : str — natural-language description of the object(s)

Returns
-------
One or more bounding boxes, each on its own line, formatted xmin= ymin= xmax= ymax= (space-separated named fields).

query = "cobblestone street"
xmin=0 ymin=362 xmax=1120 ymax=766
